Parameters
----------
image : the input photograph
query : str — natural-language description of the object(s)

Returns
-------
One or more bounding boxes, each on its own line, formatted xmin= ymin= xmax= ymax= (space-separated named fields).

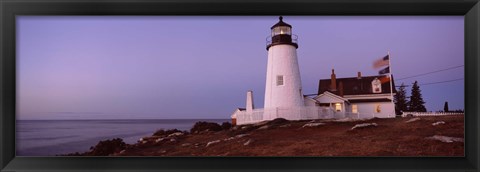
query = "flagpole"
xmin=388 ymin=51 xmax=394 ymax=118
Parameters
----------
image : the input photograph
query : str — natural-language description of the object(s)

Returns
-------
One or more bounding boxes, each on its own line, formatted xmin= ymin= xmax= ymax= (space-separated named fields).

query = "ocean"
xmin=16 ymin=119 xmax=229 ymax=156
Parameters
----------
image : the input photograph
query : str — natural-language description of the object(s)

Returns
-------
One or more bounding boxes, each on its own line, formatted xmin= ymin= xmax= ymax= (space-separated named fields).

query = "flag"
xmin=373 ymin=54 xmax=389 ymax=69
xmin=379 ymin=66 xmax=390 ymax=75
xmin=379 ymin=75 xmax=391 ymax=84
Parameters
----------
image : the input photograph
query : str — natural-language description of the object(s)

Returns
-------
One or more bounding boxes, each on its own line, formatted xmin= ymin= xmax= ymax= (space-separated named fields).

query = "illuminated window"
xmin=375 ymin=104 xmax=381 ymax=113
xmin=335 ymin=103 xmax=342 ymax=112
xmin=352 ymin=105 xmax=358 ymax=113
xmin=276 ymin=75 xmax=284 ymax=86
xmin=272 ymin=26 xmax=292 ymax=36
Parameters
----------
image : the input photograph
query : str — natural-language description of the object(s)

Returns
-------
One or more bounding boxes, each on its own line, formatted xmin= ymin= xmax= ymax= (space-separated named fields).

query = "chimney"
xmin=330 ymin=69 xmax=337 ymax=91
xmin=246 ymin=90 xmax=254 ymax=113
xmin=357 ymin=72 xmax=362 ymax=79
xmin=339 ymin=81 xmax=344 ymax=97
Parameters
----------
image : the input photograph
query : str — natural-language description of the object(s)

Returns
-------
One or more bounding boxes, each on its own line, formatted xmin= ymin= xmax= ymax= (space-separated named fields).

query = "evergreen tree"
xmin=444 ymin=101 xmax=449 ymax=112
xmin=407 ymin=81 xmax=427 ymax=112
xmin=394 ymin=83 xmax=408 ymax=114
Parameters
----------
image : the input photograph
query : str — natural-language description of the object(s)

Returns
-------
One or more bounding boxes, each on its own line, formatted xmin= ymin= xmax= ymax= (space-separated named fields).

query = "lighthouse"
xmin=264 ymin=16 xmax=305 ymax=120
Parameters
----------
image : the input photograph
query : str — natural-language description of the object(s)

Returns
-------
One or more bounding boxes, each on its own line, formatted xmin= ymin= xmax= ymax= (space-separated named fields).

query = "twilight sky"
xmin=17 ymin=16 xmax=464 ymax=120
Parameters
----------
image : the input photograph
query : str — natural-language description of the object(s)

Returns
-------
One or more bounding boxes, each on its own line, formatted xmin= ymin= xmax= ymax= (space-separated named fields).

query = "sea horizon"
xmin=16 ymin=118 xmax=230 ymax=156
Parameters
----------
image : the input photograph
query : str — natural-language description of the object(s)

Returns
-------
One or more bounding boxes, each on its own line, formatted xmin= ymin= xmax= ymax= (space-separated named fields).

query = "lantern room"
xmin=266 ymin=16 xmax=298 ymax=50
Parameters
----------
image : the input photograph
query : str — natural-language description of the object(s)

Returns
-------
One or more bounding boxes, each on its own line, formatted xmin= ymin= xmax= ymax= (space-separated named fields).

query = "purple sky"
xmin=17 ymin=16 xmax=464 ymax=120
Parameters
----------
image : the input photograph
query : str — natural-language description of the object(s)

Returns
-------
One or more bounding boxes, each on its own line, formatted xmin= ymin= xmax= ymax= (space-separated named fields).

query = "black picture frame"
xmin=1 ymin=0 xmax=479 ymax=171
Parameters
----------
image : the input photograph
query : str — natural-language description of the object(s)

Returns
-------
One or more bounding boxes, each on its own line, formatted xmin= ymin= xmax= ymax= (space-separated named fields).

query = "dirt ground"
xmin=115 ymin=115 xmax=464 ymax=156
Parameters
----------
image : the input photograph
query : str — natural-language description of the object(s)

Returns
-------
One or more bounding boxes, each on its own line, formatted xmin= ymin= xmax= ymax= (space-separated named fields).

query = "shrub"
xmin=266 ymin=118 xmax=289 ymax=126
xmin=153 ymin=128 xmax=184 ymax=136
xmin=87 ymin=138 xmax=127 ymax=156
xmin=221 ymin=122 xmax=232 ymax=130
xmin=190 ymin=121 xmax=222 ymax=133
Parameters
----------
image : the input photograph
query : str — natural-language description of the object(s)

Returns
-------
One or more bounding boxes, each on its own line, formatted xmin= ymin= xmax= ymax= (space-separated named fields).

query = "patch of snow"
xmin=223 ymin=137 xmax=235 ymax=141
xmin=168 ymin=132 xmax=184 ymax=137
xmin=258 ymin=125 xmax=269 ymax=130
xmin=244 ymin=139 xmax=253 ymax=146
xmin=405 ymin=117 xmax=421 ymax=123
xmin=351 ymin=123 xmax=378 ymax=130
xmin=302 ymin=123 xmax=325 ymax=128
xmin=426 ymin=135 xmax=464 ymax=143
xmin=432 ymin=121 xmax=446 ymax=126
xmin=206 ymin=140 xmax=221 ymax=147
xmin=235 ymin=134 xmax=250 ymax=138
xmin=253 ymin=121 xmax=269 ymax=127
xmin=334 ymin=118 xmax=365 ymax=122
xmin=155 ymin=138 xmax=165 ymax=143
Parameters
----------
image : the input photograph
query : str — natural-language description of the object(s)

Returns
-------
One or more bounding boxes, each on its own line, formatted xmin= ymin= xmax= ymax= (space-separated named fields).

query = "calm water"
xmin=16 ymin=119 xmax=229 ymax=156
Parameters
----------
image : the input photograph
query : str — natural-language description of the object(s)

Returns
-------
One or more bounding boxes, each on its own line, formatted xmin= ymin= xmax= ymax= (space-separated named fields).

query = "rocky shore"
xmin=65 ymin=115 xmax=464 ymax=156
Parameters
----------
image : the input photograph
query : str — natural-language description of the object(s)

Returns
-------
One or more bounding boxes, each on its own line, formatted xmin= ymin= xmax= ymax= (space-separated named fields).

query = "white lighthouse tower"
xmin=264 ymin=16 xmax=305 ymax=120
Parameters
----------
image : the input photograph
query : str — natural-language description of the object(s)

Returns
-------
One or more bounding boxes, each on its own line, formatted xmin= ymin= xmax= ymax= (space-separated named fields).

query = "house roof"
xmin=318 ymin=75 xmax=396 ymax=96
xmin=349 ymin=98 xmax=392 ymax=103
xmin=314 ymin=91 xmax=349 ymax=102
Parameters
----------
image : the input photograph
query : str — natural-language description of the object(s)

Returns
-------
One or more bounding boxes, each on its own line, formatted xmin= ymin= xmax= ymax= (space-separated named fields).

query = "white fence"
xmin=401 ymin=112 xmax=464 ymax=117
xmin=235 ymin=106 xmax=367 ymax=125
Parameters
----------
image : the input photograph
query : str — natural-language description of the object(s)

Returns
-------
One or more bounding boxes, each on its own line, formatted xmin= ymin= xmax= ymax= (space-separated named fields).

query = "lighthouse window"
xmin=276 ymin=75 xmax=284 ymax=86
xmin=272 ymin=26 xmax=291 ymax=36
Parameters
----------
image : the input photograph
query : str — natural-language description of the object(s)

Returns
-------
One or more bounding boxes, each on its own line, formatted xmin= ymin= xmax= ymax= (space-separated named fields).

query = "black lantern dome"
xmin=266 ymin=16 xmax=298 ymax=50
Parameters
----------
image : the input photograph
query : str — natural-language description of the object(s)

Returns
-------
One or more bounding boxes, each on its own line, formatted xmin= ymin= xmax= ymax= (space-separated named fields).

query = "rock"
xmin=170 ymin=138 xmax=176 ymax=142
xmin=302 ymin=123 xmax=325 ymax=128
xmin=405 ymin=118 xmax=421 ymax=123
xmin=432 ymin=121 xmax=446 ymax=126
xmin=266 ymin=118 xmax=289 ymax=126
xmin=258 ymin=125 xmax=269 ymax=130
xmin=181 ymin=143 xmax=191 ymax=147
xmin=244 ymin=139 xmax=253 ymax=146
xmin=280 ymin=124 xmax=291 ymax=128
xmin=351 ymin=123 xmax=378 ymax=130
xmin=241 ymin=126 xmax=250 ymax=130
xmin=206 ymin=140 xmax=221 ymax=147
xmin=426 ymin=135 xmax=464 ymax=143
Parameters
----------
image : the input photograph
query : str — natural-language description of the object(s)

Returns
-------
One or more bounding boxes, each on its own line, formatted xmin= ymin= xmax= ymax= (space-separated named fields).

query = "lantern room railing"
xmin=266 ymin=34 xmax=298 ymax=47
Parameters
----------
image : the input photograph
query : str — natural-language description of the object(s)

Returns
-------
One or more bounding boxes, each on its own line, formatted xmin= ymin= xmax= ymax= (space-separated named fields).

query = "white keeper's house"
xmin=231 ymin=17 xmax=396 ymax=125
